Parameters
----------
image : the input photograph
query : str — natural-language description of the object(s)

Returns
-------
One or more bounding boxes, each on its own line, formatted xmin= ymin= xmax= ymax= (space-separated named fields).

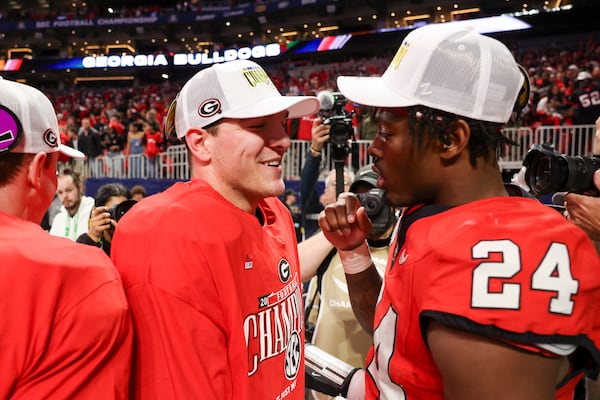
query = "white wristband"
xmin=338 ymin=242 xmax=373 ymax=275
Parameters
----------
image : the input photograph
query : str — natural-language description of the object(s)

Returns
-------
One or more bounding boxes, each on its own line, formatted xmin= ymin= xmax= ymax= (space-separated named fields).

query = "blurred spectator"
xmin=282 ymin=188 xmax=302 ymax=241
xmin=125 ymin=122 xmax=145 ymax=177
xmin=130 ymin=184 xmax=147 ymax=201
xmin=535 ymin=84 xmax=565 ymax=126
xmin=77 ymin=117 xmax=104 ymax=176
xmin=568 ymin=71 xmax=600 ymax=125
xmin=103 ymin=123 xmax=126 ymax=177
xmin=50 ymin=169 xmax=95 ymax=240
xmin=142 ymin=120 xmax=163 ymax=178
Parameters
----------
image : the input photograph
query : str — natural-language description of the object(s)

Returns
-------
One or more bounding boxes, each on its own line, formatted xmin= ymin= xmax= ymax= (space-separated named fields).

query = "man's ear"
xmin=26 ymin=152 xmax=48 ymax=189
xmin=439 ymin=119 xmax=470 ymax=161
xmin=185 ymin=128 xmax=212 ymax=163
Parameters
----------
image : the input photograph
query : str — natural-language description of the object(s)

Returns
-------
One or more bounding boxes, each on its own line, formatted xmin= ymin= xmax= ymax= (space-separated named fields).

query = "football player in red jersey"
xmin=0 ymin=78 xmax=132 ymax=399
xmin=111 ymin=60 xmax=319 ymax=399
xmin=318 ymin=24 xmax=600 ymax=400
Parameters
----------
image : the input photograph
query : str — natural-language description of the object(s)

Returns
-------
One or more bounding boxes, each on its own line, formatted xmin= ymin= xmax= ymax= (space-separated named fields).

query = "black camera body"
xmin=356 ymin=188 xmax=394 ymax=234
xmin=319 ymin=91 xmax=354 ymax=151
xmin=108 ymin=199 xmax=137 ymax=223
xmin=323 ymin=114 xmax=354 ymax=148
xmin=523 ymin=143 xmax=600 ymax=195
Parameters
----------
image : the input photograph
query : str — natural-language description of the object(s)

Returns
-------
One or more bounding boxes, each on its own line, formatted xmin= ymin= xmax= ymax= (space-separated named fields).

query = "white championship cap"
xmin=337 ymin=23 xmax=524 ymax=124
xmin=0 ymin=78 xmax=84 ymax=158
xmin=171 ymin=59 xmax=320 ymax=138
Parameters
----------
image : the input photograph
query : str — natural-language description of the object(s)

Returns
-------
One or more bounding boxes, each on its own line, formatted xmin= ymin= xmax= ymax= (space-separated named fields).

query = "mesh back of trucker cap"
xmin=414 ymin=28 xmax=522 ymax=123
xmin=337 ymin=24 xmax=524 ymax=123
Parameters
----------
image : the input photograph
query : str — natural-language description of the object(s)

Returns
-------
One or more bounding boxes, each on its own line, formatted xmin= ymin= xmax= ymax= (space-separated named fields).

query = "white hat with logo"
xmin=0 ymin=78 xmax=84 ymax=158
xmin=337 ymin=23 xmax=524 ymax=124
xmin=170 ymin=59 xmax=320 ymax=138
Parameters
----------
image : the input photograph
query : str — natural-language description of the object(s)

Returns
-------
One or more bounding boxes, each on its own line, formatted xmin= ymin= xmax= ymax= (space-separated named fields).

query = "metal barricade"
xmin=61 ymin=124 xmax=597 ymax=182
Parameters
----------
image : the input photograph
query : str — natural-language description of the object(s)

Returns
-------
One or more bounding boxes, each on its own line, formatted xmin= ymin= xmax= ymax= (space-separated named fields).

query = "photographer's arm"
xmin=300 ymin=118 xmax=331 ymax=238
xmin=565 ymin=170 xmax=600 ymax=253
xmin=298 ymin=231 xmax=334 ymax=283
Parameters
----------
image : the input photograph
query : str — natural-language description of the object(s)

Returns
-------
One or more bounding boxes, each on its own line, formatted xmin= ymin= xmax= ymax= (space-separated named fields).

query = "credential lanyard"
xmin=65 ymin=211 xmax=79 ymax=240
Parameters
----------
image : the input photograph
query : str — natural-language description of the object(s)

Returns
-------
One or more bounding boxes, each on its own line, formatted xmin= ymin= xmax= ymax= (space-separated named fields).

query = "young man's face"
xmin=205 ymin=110 xmax=291 ymax=210
xmin=56 ymin=175 xmax=83 ymax=215
xmin=368 ymin=109 xmax=441 ymax=208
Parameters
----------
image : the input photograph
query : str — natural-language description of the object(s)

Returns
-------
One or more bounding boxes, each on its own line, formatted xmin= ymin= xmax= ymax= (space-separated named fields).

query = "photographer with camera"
xmin=300 ymin=165 xmax=397 ymax=400
xmin=318 ymin=24 xmax=600 ymax=400
xmin=300 ymin=116 xmax=331 ymax=239
xmin=300 ymin=91 xmax=357 ymax=239
xmin=523 ymin=117 xmax=600 ymax=247
xmin=76 ymin=183 xmax=135 ymax=256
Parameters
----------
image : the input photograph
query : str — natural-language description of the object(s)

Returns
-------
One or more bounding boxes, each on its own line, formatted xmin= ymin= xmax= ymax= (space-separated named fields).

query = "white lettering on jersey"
xmin=244 ymin=279 xmax=303 ymax=378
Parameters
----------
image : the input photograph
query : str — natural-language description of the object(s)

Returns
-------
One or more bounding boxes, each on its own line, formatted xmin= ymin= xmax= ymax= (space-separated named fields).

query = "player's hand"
xmin=88 ymin=206 xmax=114 ymax=242
xmin=318 ymin=192 xmax=372 ymax=251
xmin=311 ymin=118 xmax=330 ymax=153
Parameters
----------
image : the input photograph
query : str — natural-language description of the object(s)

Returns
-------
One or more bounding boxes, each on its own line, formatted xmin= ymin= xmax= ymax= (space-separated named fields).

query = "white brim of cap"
xmin=337 ymin=76 xmax=417 ymax=108
xmin=224 ymin=95 xmax=320 ymax=120
xmin=59 ymin=144 xmax=85 ymax=158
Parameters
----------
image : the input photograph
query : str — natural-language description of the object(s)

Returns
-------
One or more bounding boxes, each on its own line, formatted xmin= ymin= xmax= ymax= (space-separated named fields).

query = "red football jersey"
xmin=365 ymin=196 xmax=600 ymax=399
xmin=0 ymin=212 xmax=132 ymax=399
xmin=112 ymin=180 xmax=304 ymax=400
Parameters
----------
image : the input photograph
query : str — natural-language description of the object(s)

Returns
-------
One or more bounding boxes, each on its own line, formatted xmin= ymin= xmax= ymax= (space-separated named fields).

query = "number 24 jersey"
xmin=366 ymin=196 xmax=600 ymax=399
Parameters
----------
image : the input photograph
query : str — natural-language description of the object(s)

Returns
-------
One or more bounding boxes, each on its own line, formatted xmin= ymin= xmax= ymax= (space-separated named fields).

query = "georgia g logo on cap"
xmin=44 ymin=129 xmax=59 ymax=148
xmin=198 ymin=98 xmax=222 ymax=118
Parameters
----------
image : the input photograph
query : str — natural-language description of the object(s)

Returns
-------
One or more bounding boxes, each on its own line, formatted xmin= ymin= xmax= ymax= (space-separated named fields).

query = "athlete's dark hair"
xmin=94 ymin=183 xmax=131 ymax=207
xmin=405 ymin=106 xmax=517 ymax=167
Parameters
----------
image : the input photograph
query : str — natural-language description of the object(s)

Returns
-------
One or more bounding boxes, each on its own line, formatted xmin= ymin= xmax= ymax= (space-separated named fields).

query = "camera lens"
xmin=524 ymin=144 xmax=600 ymax=195
xmin=528 ymin=154 xmax=568 ymax=195
xmin=363 ymin=196 xmax=381 ymax=216
xmin=109 ymin=199 xmax=137 ymax=222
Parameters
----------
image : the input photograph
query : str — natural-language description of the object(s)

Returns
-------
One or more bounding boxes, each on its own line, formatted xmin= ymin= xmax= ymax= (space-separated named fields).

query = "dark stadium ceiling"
xmin=0 ymin=0 xmax=594 ymax=60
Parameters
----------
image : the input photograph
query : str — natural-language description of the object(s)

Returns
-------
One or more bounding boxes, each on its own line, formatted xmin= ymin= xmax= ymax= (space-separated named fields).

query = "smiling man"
xmin=111 ymin=60 xmax=319 ymax=400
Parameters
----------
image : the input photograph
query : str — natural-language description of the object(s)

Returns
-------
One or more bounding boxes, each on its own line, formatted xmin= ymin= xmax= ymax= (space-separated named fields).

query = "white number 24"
xmin=471 ymin=240 xmax=578 ymax=315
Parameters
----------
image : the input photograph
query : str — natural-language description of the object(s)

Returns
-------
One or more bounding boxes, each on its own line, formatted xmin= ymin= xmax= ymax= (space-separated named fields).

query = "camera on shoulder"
xmin=523 ymin=143 xmax=600 ymax=195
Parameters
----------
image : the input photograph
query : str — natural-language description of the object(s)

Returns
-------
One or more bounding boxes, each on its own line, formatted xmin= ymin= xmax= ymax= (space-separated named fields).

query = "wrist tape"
xmin=338 ymin=242 xmax=372 ymax=274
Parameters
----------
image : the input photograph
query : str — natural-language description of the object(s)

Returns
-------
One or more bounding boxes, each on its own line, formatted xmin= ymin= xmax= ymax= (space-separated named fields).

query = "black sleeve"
xmin=300 ymin=151 xmax=324 ymax=239
xmin=76 ymin=233 xmax=101 ymax=248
